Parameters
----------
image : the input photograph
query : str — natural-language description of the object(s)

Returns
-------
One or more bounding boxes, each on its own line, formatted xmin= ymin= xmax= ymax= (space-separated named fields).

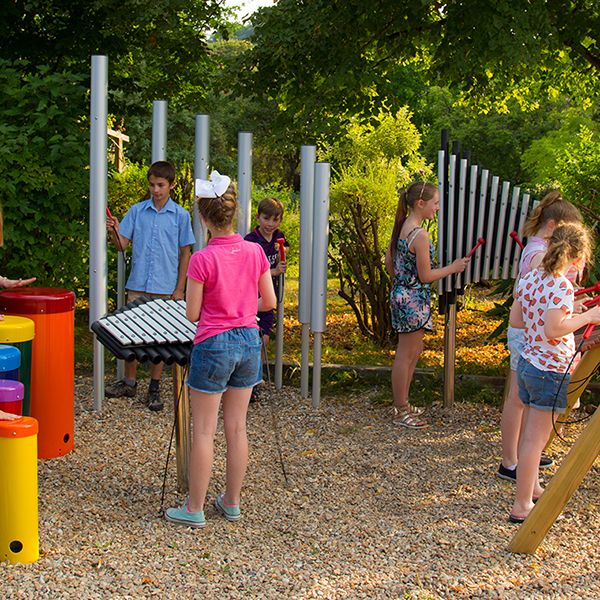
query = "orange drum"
xmin=0 ymin=288 xmax=75 ymax=459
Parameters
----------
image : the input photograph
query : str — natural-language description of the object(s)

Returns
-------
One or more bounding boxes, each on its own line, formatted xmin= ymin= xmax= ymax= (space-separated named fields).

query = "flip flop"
xmin=508 ymin=514 xmax=527 ymax=524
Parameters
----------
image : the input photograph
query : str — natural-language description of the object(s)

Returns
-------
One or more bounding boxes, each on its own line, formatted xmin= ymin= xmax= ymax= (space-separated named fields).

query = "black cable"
xmin=261 ymin=335 xmax=290 ymax=486
xmin=550 ymin=335 xmax=593 ymax=443
xmin=159 ymin=364 xmax=189 ymax=515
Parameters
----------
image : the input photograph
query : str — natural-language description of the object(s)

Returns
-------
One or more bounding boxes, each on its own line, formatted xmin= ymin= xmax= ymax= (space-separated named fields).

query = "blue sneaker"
xmin=215 ymin=494 xmax=241 ymax=522
xmin=164 ymin=500 xmax=206 ymax=528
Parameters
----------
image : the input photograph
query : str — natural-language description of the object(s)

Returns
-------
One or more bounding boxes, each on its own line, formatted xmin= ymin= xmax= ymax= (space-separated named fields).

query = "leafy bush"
xmin=0 ymin=60 xmax=89 ymax=294
xmin=328 ymin=110 xmax=430 ymax=346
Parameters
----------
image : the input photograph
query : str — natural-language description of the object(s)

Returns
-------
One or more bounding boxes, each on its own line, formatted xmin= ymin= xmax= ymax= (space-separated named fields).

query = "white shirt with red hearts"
xmin=517 ymin=269 xmax=575 ymax=373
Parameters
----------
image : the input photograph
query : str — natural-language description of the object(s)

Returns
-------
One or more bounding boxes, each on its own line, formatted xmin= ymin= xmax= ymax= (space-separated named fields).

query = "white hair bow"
xmin=195 ymin=170 xmax=231 ymax=198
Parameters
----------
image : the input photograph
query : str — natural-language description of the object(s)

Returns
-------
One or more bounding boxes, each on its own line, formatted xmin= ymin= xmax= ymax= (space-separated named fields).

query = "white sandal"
xmin=392 ymin=406 xmax=428 ymax=429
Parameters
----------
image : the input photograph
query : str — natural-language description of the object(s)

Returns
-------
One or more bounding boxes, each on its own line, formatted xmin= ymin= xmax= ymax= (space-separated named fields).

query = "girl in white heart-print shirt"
xmin=508 ymin=222 xmax=600 ymax=523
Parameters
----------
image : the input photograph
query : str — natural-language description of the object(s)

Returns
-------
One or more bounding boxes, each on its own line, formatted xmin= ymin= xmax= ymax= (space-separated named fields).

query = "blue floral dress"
xmin=390 ymin=227 xmax=435 ymax=333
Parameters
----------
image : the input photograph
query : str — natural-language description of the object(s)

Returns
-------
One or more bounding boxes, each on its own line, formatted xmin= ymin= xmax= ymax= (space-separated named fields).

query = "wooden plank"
xmin=510 ymin=345 xmax=600 ymax=554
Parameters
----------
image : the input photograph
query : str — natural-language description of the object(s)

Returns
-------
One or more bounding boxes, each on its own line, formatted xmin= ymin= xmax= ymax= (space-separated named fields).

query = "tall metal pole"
xmin=299 ymin=145 xmax=316 ymax=398
xmin=152 ymin=100 xmax=168 ymax=163
xmin=310 ymin=163 xmax=330 ymax=409
xmin=194 ymin=114 xmax=210 ymax=251
xmin=274 ymin=240 xmax=285 ymax=389
xmin=89 ymin=55 xmax=108 ymax=413
xmin=237 ymin=132 xmax=253 ymax=237
xmin=116 ymin=253 xmax=126 ymax=381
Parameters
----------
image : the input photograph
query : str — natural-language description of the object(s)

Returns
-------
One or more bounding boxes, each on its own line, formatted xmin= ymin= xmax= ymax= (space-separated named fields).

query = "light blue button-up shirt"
xmin=119 ymin=198 xmax=196 ymax=294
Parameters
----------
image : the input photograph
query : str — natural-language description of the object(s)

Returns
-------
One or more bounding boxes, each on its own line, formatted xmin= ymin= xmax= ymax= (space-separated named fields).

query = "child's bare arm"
xmin=185 ymin=277 xmax=203 ymax=322
xmin=257 ymin=270 xmax=276 ymax=312
xmin=509 ymin=299 xmax=525 ymax=328
xmin=173 ymin=245 xmax=192 ymax=300
xmin=384 ymin=247 xmax=394 ymax=277
xmin=106 ymin=216 xmax=130 ymax=251
xmin=545 ymin=305 xmax=600 ymax=338
xmin=413 ymin=232 xmax=469 ymax=283
xmin=0 ymin=409 xmax=19 ymax=420
xmin=0 ymin=276 xmax=36 ymax=288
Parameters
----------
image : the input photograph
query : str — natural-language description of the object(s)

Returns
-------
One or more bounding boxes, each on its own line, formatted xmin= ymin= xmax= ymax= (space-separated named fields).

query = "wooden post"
xmin=107 ymin=128 xmax=130 ymax=173
xmin=172 ymin=365 xmax=190 ymax=493
xmin=509 ymin=343 xmax=600 ymax=554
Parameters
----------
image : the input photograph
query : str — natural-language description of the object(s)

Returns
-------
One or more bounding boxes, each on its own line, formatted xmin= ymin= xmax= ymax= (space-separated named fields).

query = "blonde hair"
xmin=542 ymin=222 xmax=593 ymax=276
xmin=197 ymin=184 xmax=237 ymax=229
xmin=389 ymin=182 xmax=437 ymax=260
xmin=523 ymin=191 xmax=582 ymax=237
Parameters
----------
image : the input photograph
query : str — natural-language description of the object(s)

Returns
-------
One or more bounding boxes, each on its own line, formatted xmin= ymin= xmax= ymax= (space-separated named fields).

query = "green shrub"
xmin=0 ymin=61 xmax=89 ymax=295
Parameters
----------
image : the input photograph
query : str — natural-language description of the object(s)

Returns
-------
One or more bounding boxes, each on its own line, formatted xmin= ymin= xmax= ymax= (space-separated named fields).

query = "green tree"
xmin=0 ymin=1 xmax=231 ymax=165
xmin=0 ymin=61 xmax=89 ymax=292
xmin=246 ymin=0 xmax=600 ymax=122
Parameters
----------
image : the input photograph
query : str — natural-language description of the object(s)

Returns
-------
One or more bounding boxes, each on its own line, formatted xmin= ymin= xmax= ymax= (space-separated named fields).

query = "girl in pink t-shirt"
xmin=508 ymin=223 xmax=600 ymax=523
xmin=165 ymin=172 xmax=276 ymax=529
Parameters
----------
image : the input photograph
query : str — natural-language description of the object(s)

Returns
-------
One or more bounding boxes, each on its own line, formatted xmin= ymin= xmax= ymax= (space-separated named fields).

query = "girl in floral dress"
xmin=384 ymin=182 xmax=469 ymax=429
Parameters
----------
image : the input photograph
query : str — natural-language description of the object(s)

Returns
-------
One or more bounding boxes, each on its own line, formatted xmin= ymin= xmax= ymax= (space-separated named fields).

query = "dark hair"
xmin=147 ymin=161 xmax=176 ymax=184
xmin=197 ymin=184 xmax=237 ymax=229
xmin=542 ymin=222 xmax=592 ymax=276
xmin=257 ymin=197 xmax=284 ymax=219
xmin=389 ymin=182 xmax=437 ymax=261
xmin=522 ymin=191 xmax=582 ymax=237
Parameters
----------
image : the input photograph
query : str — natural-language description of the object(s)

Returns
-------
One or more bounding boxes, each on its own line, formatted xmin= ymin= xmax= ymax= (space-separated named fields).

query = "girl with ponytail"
xmin=499 ymin=192 xmax=583 ymax=483
xmin=384 ymin=181 xmax=469 ymax=429
xmin=508 ymin=222 xmax=600 ymax=523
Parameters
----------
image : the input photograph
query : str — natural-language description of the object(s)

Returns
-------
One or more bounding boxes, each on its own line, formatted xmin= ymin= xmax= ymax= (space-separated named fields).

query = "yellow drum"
xmin=0 ymin=416 xmax=39 ymax=564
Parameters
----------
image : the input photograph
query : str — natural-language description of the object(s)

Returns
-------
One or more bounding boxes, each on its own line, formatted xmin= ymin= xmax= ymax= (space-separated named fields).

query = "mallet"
xmin=276 ymin=237 xmax=286 ymax=262
xmin=582 ymin=293 xmax=600 ymax=340
xmin=509 ymin=231 xmax=525 ymax=250
xmin=467 ymin=237 xmax=485 ymax=258
xmin=575 ymin=281 xmax=600 ymax=297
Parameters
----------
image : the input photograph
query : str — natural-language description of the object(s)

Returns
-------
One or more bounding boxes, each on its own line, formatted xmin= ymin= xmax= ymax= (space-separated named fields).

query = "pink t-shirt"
xmin=517 ymin=270 xmax=575 ymax=373
xmin=519 ymin=236 xmax=547 ymax=276
xmin=187 ymin=234 xmax=270 ymax=344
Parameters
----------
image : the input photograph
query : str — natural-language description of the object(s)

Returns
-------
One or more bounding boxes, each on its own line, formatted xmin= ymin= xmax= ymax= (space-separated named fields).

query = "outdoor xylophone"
xmin=437 ymin=132 xmax=537 ymax=310
xmin=91 ymin=296 xmax=196 ymax=366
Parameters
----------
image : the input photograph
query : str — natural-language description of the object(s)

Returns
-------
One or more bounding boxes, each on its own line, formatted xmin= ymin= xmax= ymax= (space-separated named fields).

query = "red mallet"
xmin=509 ymin=231 xmax=525 ymax=250
xmin=467 ymin=237 xmax=485 ymax=259
xmin=583 ymin=295 xmax=600 ymax=308
xmin=575 ymin=281 xmax=600 ymax=297
xmin=583 ymin=324 xmax=595 ymax=340
xmin=106 ymin=207 xmax=113 ymax=219
xmin=580 ymin=293 xmax=600 ymax=339
xmin=276 ymin=238 xmax=286 ymax=262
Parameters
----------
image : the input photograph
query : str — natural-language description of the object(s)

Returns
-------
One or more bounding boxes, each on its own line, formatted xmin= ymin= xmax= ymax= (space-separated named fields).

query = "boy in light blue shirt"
xmin=105 ymin=161 xmax=196 ymax=411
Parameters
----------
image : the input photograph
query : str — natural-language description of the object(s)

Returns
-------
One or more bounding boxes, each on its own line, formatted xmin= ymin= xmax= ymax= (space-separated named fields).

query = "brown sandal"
xmin=392 ymin=407 xmax=429 ymax=429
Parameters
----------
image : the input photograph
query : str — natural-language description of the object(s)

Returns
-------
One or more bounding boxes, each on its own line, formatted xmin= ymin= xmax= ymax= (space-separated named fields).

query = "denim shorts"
xmin=517 ymin=356 xmax=570 ymax=414
xmin=507 ymin=326 xmax=525 ymax=371
xmin=187 ymin=328 xmax=263 ymax=394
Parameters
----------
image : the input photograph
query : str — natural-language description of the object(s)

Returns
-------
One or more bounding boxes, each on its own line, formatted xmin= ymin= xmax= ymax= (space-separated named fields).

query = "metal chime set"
xmin=437 ymin=130 xmax=534 ymax=405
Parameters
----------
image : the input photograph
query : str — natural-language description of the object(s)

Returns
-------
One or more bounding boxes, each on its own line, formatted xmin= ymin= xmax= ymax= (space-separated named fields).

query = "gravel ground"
xmin=1 ymin=375 xmax=598 ymax=599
